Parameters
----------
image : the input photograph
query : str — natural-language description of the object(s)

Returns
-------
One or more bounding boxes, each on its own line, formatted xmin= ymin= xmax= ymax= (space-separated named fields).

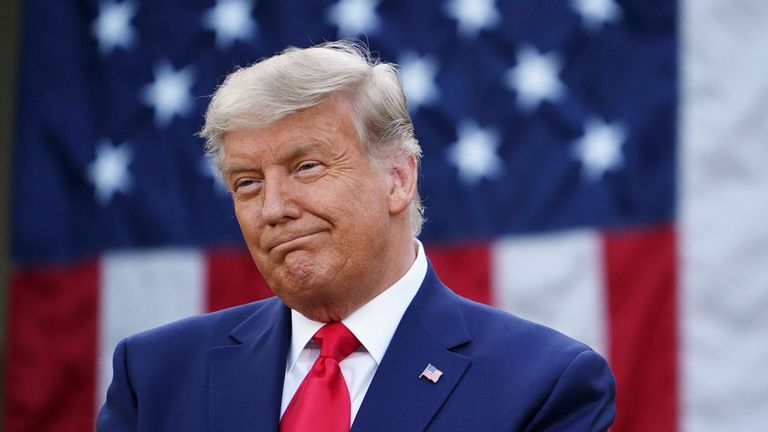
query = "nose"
xmin=261 ymin=173 xmax=300 ymax=226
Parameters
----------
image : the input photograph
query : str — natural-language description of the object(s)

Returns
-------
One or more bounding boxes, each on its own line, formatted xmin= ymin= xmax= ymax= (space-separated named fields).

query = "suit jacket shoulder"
xmin=351 ymin=266 xmax=616 ymax=431
xmin=97 ymin=297 xmax=291 ymax=432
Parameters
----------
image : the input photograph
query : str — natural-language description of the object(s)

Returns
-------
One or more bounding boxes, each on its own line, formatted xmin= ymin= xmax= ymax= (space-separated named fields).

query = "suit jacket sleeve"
xmin=97 ymin=339 xmax=138 ymax=432
xmin=524 ymin=349 xmax=616 ymax=431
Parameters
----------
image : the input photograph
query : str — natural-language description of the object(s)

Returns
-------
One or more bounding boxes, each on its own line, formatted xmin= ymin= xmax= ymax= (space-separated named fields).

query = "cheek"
xmin=234 ymin=201 xmax=263 ymax=242
xmin=334 ymin=198 xmax=389 ymax=246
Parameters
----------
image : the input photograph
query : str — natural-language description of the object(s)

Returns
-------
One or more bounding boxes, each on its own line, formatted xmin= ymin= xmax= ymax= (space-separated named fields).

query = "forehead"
xmin=222 ymin=98 xmax=363 ymax=166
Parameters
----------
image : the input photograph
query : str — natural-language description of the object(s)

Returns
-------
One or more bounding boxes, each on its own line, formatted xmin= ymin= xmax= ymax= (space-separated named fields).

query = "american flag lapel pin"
xmin=419 ymin=363 xmax=443 ymax=383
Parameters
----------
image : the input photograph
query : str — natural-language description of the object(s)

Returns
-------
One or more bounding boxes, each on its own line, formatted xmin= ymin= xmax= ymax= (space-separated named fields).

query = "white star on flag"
xmin=200 ymin=156 xmax=229 ymax=195
xmin=92 ymin=0 xmax=137 ymax=56
xmin=203 ymin=0 xmax=257 ymax=48
xmin=398 ymin=52 xmax=440 ymax=112
xmin=87 ymin=140 xmax=134 ymax=205
xmin=447 ymin=121 xmax=504 ymax=185
xmin=571 ymin=0 xmax=622 ymax=30
xmin=505 ymin=46 xmax=565 ymax=112
xmin=572 ymin=118 xmax=627 ymax=181
xmin=142 ymin=61 xmax=195 ymax=128
xmin=327 ymin=0 xmax=380 ymax=37
xmin=444 ymin=0 xmax=501 ymax=37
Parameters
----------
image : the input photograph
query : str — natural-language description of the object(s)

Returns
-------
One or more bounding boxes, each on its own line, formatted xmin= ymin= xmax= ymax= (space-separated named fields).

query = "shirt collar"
xmin=286 ymin=239 xmax=428 ymax=371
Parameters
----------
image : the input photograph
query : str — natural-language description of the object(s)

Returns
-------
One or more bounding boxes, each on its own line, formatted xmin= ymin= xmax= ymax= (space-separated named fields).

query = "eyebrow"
xmin=222 ymin=165 xmax=257 ymax=178
xmin=283 ymin=142 xmax=316 ymax=161
xmin=222 ymin=140 xmax=330 ymax=178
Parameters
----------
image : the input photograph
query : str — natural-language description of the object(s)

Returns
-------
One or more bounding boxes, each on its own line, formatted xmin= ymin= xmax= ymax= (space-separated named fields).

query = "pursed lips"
xmin=265 ymin=230 xmax=325 ymax=253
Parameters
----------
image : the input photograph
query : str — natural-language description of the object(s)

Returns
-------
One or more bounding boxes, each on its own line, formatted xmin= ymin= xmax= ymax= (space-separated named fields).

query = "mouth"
xmin=266 ymin=230 xmax=325 ymax=253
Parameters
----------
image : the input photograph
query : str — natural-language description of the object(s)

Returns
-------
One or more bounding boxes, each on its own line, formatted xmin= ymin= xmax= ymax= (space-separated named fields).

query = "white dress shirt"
xmin=280 ymin=240 xmax=428 ymax=423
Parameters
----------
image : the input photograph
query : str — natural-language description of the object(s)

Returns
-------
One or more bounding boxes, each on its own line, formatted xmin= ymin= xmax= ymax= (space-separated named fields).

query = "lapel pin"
xmin=419 ymin=363 xmax=443 ymax=383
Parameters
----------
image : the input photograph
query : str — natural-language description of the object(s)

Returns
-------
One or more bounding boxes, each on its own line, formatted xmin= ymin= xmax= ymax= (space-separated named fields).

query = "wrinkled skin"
xmin=221 ymin=97 xmax=417 ymax=322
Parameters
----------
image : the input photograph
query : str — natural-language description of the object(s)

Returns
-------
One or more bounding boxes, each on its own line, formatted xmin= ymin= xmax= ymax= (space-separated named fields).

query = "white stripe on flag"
xmin=491 ymin=230 xmax=608 ymax=357
xmin=97 ymin=249 xmax=206 ymax=407
xmin=681 ymin=1 xmax=768 ymax=430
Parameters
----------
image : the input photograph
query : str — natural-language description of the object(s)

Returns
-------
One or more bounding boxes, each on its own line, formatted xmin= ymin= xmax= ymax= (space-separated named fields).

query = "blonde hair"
xmin=200 ymin=41 xmax=424 ymax=235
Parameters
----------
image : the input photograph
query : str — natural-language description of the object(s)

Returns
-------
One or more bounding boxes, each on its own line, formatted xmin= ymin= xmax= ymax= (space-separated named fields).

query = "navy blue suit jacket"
xmin=98 ymin=264 xmax=615 ymax=431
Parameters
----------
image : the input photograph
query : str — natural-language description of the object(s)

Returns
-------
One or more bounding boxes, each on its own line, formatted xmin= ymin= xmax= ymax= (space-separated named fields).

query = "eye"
xmin=297 ymin=161 xmax=319 ymax=171
xmin=234 ymin=178 xmax=262 ymax=192
xmin=294 ymin=161 xmax=324 ymax=176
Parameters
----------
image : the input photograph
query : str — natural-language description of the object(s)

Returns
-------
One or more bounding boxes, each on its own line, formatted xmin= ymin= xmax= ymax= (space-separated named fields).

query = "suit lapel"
xmin=209 ymin=299 xmax=291 ymax=432
xmin=352 ymin=266 xmax=472 ymax=432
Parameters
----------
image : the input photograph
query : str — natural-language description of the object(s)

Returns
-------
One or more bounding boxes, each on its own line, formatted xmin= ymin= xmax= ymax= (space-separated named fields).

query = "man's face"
xmin=221 ymin=98 xmax=407 ymax=321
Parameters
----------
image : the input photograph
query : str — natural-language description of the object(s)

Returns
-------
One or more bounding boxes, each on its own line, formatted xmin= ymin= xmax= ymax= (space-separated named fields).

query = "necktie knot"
xmin=313 ymin=322 xmax=360 ymax=362
xmin=282 ymin=321 xmax=359 ymax=431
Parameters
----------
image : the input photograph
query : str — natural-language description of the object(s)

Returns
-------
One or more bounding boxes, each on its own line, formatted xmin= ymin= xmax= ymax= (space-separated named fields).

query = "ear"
xmin=386 ymin=153 xmax=418 ymax=216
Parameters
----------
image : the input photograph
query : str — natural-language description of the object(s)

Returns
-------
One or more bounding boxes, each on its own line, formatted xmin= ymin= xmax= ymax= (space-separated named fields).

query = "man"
xmin=98 ymin=41 xmax=615 ymax=431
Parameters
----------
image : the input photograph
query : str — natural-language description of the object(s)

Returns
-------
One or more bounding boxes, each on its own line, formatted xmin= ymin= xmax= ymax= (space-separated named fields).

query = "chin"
xmin=301 ymin=308 xmax=347 ymax=323
xmin=258 ymin=251 xmax=323 ymax=288
xmin=259 ymin=252 xmax=359 ymax=321
xmin=280 ymin=290 xmax=353 ymax=323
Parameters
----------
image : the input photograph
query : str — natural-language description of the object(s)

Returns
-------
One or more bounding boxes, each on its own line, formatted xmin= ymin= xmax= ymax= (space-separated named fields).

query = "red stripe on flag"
xmin=206 ymin=248 xmax=274 ymax=312
xmin=5 ymin=261 xmax=99 ymax=432
xmin=426 ymin=242 xmax=491 ymax=305
xmin=604 ymin=225 xmax=678 ymax=432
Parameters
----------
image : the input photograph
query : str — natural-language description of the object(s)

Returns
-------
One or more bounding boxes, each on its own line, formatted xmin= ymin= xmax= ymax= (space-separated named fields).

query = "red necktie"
xmin=281 ymin=322 xmax=361 ymax=432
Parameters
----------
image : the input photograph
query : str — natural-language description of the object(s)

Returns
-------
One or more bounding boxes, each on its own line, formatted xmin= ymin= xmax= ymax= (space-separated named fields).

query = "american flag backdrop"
xmin=6 ymin=0 xmax=768 ymax=431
